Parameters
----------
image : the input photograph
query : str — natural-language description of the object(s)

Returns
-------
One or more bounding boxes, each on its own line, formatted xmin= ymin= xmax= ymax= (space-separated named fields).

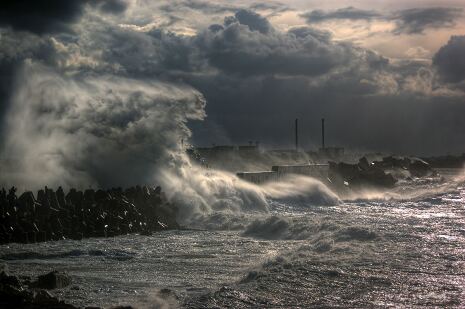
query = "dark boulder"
xmin=31 ymin=289 xmax=59 ymax=305
xmin=329 ymin=160 xmax=397 ymax=189
xmin=358 ymin=157 xmax=370 ymax=171
xmin=1 ymin=270 xmax=21 ymax=289
xmin=409 ymin=158 xmax=433 ymax=177
xmin=33 ymin=271 xmax=71 ymax=289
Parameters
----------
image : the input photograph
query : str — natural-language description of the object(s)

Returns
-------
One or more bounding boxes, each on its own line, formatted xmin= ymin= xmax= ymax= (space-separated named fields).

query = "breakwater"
xmin=237 ymin=164 xmax=329 ymax=184
xmin=0 ymin=186 xmax=179 ymax=245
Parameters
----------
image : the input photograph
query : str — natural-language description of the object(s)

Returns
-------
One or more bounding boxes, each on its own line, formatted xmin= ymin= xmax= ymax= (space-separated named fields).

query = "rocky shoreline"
xmin=1 ymin=264 xmax=141 ymax=309
xmin=0 ymin=186 xmax=179 ymax=245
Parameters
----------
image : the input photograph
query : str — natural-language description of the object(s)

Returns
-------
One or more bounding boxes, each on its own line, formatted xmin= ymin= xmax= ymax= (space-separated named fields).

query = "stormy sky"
xmin=1 ymin=0 xmax=465 ymax=160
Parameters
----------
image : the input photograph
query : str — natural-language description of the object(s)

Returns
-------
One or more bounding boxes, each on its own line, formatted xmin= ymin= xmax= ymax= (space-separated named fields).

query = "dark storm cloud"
xmin=433 ymin=35 xmax=465 ymax=83
xmin=0 ymin=0 xmax=128 ymax=35
xmin=0 ymin=7 xmax=464 ymax=157
xmin=189 ymin=73 xmax=465 ymax=155
xmin=93 ymin=0 xmax=128 ymax=15
xmin=195 ymin=10 xmax=359 ymax=76
xmin=159 ymin=1 xmax=290 ymax=16
xmin=87 ymin=9 xmax=360 ymax=78
xmin=301 ymin=7 xmax=381 ymax=23
xmin=392 ymin=7 xmax=463 ymax=34
xmin=0 ymin=0 xmax=85 ymax=34
xmin=226 ymin=9 xmax=272 ymax=33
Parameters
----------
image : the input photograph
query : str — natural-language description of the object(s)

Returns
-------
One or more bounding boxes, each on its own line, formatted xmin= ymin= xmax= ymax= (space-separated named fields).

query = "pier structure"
xmin=236 ymin=163 xmax=329 ymax=185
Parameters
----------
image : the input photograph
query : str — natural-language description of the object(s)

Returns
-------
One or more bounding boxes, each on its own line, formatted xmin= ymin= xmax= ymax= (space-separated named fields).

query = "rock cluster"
xmin=372 ymin=156 xmax=435 ymax=178
xmin=0 ymin=186 xmax=179 ymax=244
xmin=33 ymin=271 xmax=72 ymax=290
xmin=1 ymin=264 xmax=143 ymax=309
xmin=0 ymin=266 xmax=77 ymax=309
xmin=328 ymin=156 xmax=435 ymax=189
xmin=329 ymin=158 xmax=397 ymax=189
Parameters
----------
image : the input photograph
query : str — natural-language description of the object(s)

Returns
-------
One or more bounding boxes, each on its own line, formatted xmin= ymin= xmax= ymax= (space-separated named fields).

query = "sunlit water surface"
xmin=1 ymin=172 xmax=465 ymax=308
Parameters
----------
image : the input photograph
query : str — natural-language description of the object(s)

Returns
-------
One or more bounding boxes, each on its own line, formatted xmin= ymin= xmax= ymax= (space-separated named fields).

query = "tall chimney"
xmin=321 ymin=118 xmax=325 ymax=149
xmin=295 ymin=118 xmax=299 ymax=152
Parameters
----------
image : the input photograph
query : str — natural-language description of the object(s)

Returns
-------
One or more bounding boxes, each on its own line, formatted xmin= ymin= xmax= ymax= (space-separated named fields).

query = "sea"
xmin=1 ymin=168 xmax=464 ymax=308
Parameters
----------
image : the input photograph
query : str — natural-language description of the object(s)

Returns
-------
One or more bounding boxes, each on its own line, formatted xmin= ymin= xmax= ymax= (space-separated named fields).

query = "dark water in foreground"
xmin=1 ymin=172 xmax=465 ymax=308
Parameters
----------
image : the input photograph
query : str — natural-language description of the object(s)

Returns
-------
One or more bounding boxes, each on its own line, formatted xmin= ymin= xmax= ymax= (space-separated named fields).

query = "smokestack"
xmin=321 ymin=118 xmax=325 ymax=149
xmin=295 ymin=118 xmax=299 ymax=152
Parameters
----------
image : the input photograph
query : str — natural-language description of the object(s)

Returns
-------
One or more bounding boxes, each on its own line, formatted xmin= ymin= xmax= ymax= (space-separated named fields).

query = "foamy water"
xmin=1 ymin=174 xmax=465 ymax=308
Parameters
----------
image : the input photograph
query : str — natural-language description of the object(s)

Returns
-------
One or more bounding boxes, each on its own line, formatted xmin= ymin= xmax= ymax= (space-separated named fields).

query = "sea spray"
xmin=160 ymin=165 xmax=346 ymax=227
xmin=159 ymin=165 xmax=269 ymax=225
xmin=0 ymin=61 xmax=205 ymax=189
xmin=261 ymin=174 xmax=340 ymax=205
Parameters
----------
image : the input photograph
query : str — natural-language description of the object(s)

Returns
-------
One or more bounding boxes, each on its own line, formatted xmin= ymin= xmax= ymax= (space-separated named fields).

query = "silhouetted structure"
xmin=0 ymin=186 xmax=179 ymax=244
xmin=321 ymin=118 xmax=325 ymax=150
xmin=295 ymin=118 xmax=299 ymax=152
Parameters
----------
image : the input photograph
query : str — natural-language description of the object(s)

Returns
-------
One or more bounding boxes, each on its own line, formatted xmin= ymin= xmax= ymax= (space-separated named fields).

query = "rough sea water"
xmin=1 ymin=169 xmax=465 ymax=308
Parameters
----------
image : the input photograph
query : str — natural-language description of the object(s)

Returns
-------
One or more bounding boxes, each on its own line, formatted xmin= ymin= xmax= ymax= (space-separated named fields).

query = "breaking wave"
xmin=0 ymin=62 xmax=341 ymax=228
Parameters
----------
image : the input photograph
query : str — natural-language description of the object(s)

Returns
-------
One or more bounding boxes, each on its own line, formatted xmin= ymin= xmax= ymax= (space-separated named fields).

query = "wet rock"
xmin=30 ymin=289 xmax=79 ymax=309
xmin=0 ymin=263 xmax=8 ymax=274
xmin=0 ymin=284 xmax=30 ymax=308
xmin=17 ymin=191 xmax=37 ymax=211
xmin=409 ymin=158 xmax=432 ymax=177
xmin=1 ymin=269 xmax=21 ymax=288
xmin=358 ymin=157 xmax=370 ymax=171
xmin=33 ymin=271 xmax=71 ymax=289
xmin=373 ymin=156 xmax=435 ymax=179
xmin=1 ymin=263 xmax=77 ymax=308
xmin=0 ymin=269 xmax=31 ymax=308
xmin=32 ymin=289 xmax=59 ymax=305
xmin=329 ymin=160 xmax=396 ymax=189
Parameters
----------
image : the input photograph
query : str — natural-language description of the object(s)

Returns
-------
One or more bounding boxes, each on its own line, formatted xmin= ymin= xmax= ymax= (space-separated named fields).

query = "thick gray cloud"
xmin=249 ymin=2 xmax=291 ymax=15
xmin=0 ymin=5 xmax=464 ymax=165
xmin=231 ymin=9 xmax=273 ymax=33
xmin=301 ymin=7 xmax=381 ymax=23
xmin=433 ymin=35 xmax=465 ymax=83
xmin=392 ymin=7 xmax=463 ymax=34
xmin=195 ymin=10 xmax=365 ymax=77
xmin=160 ymin=0 xmax=237 ymax=14
xmin=301 ymin=6 xmax=463 ymax=35
xmin=94 ymin=0 xmax=128 ymax=15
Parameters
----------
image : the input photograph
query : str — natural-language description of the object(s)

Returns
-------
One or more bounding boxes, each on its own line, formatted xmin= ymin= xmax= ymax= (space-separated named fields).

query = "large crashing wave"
xmin=0 ymin=61 xmax=341 ymax=226
xmin=0 ymin=62 xmax=205 ymax=189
